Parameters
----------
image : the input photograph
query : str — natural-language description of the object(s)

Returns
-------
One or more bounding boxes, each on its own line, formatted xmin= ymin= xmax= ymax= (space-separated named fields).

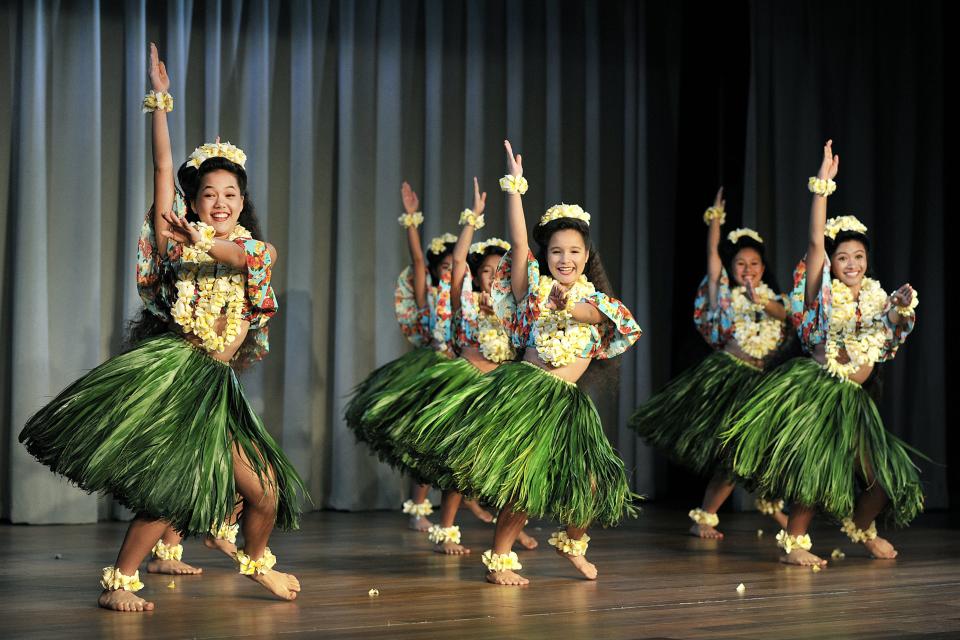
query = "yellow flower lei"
xmin=755 ymin=498 xmax=785 ymax=515
xmin=236 ymin=547 xmax=277 ymax=575
xmin=398 ymin=211 xmax=424 ymax=228
xmin=459 ymin=208 xmax=485 ymax=229
xmin=427 ymin=525 xmax=462 ymax=544
xmin=730 ymin=283 xmax=783 ymax=360
xmin=428 ymin=233 xmax=458 ymax=254
xmin=171 ymin=222 xmax=251 ymax=354
xmin=100 ymin=566 xmax=145 ymax=592
xmin=688 ymin=508 xmax=720 ymax=527
xmin=499 ymin=174 xmax=529 ymax=195
xmin=547 ymin=530 xmax=590 ymax=556
xmin=142 ymin=90 xmax=174 ymax=113
xmin=477 ymin=311 xmax=516 ymax=363
xmin=727 ymin=227 xmax=762 ymax=244
xmin=808 ymin=176 xmax=838 ymax=198
xmin=539 ymin=203 xmax=591 ymax=226
xmin=824 ymin=277 xmax=889 ymax=380
xmin=776 ymin=530 xmax=813 ymax=553
xmin=481 ymin=550 xmax=522 ymax=572
xmin=824 ymin=214 xmax=866 ymax=239
xmin=533 ymin=274 xmax=595 ymax=367
xmin=151 ymin=539 xmax=184 ymax=561
xmin=703 ymin=205 xmax=726 ymax=226
xmin=840 ymin=517 xmax=878 ymax=543
xmin=210 ymin=521 xmax=240 ymax=544
xmin=402 ymin=499 xmax=434 ymax=517
xmin=187 ymin=140 xmax=247 ymax=169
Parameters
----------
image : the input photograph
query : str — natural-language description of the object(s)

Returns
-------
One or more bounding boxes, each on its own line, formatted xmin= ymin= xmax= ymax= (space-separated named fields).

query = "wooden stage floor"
xmin=2 ymin=506 xmax=959 ymax=639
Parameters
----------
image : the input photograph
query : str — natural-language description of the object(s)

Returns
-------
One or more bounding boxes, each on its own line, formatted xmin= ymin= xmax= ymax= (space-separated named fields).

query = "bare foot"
xmin=204 ymin=534 xmax=238 ymax=559
xmin=247 ymin=569 xmax=301 ymax=601
xmin=409 ymin=515 xmax=433 ymax=531
xmin=486 ymin=570 xmax=529 ymax=586
xmin=690 ymin=523 xmax=724 ymax=539
xmin=772 ymin=511 xmax=789 ymax=529
xmin=516 ymin=531 xmax=539 ymax=550
xmin=98 ymin=589 xmax=155 ymax=612
xmin=434 ymin=542 xmax=471 ymax=555
xmin=863 ymin=536 xmax=898 ymax=559
xmin=147 ymin=559 xmax=203 ymax=575
xmin=555 ymin=548 xmax=598 ymax=580
xmin=780 ymin=549 xmax=828 ymax=567
xmin=464 ymin=500 xmax=494 ymax=523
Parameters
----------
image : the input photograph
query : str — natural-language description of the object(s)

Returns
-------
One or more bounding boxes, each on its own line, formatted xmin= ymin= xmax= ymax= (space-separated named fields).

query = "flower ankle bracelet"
xmin=236 ymin=547 xmax=277 ymax=575
xmin=481 ymin=550 xmax=522 ymax=572
xmin=776 ymin=530 xmax=813 ymax=553
xmin=547 ymin=530 xmax=590 ymax=556
xmin=689 ymin=508 xmax=720 ymax=527
xmin=151 ymin=539 xmax=183 ymax=561
xmin=840 ymin=517 xmax=878 ymax=543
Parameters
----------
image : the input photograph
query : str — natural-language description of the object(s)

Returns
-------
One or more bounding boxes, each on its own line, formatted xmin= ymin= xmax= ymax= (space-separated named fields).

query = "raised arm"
xmin=705 ymin=186 xmax=725 ymax=308
xmin=503 ymin=140 xmax=529 ymax=301
xmin=149 ymin=43 xmax=175 ymax=241
xmin=401 ymin=181 xmax=428 ymax=309
xmin=805 ymin=139 xmax=839 ymax=305
xmin=450 ymin=177 xmax=486 ymax=310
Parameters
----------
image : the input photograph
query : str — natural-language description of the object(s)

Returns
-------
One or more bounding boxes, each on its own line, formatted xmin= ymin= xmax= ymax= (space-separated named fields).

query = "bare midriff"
xmin=722 ymin=340 xmax=766 ymax=370
xmin=522 ymin=348 xmax=590 ymax=384
xmin=809 ymin=343 xmax=873 ymax=384
xmin=459 ymin=345 xmax=501 ymax=374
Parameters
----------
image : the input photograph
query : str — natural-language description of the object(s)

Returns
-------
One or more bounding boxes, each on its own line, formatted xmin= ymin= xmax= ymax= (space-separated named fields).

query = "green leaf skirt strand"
xmin=719 ymin=357 xmax=926 ymax=527
xmin=344 ymin=346 xmax=445 ymax=466
xmin=628 ymin=350 xmax=763 ymax=479
xmin=18 ymin=334 xmax=307 ymax=536
xmin=362 ymin=358 xmax=485 ymax=480
xmin=410 ymin=361 xmax=639 ymax=529
xmin=378 ymin=356 xmax=491 ymax=485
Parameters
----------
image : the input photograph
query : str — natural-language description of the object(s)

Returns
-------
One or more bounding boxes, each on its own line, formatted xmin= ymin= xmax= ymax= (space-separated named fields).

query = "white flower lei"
xmin=824 ymin=277 xmax=888 ymax=380
xmin=171 ymin=222 xmax=251 ymax=353
xmin=730 ymin=283 xmax=783 ymax=360
xmin=476 ymin=311 xmax=516 ymax=363
xmin=533 ymin=274 xmax=595 ymax=367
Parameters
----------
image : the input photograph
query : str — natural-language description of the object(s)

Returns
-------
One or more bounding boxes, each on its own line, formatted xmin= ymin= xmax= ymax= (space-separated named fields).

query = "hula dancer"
xmin=721 ymin=140 xmax=923 ymax=566
xmin=344 ymin=181 xmax=493 ymax=530
xmin=629 ymin=187 xmax=789 ymax=539
xmin=421 ymin=141 xmax=641 ymax=586
xmin=18 ymin=43 xmax=306 ymax=611
xmin=381 ymin=179 xmax=538 ymax=554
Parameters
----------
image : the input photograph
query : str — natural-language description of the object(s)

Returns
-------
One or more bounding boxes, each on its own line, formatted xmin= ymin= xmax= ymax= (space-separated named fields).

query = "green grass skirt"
xmin=385 ymin=357 xmax=491 ymax=486
xmin=344 ymin=347 xmax=444 ymax=458
xmin=18 ymin=334 xmax=306 ymax=535
xmin=720 ymin=357 xmax=925 ymax=526
xmin=417 ymin=361 xmax=639 ymax=528
xmin=628 ymin=351 xmax=763 ymax=478
xmin=357 ymin=355 xmax=483 ymax=480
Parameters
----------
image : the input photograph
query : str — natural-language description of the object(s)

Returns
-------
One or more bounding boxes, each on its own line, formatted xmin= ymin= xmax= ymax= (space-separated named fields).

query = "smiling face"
xmin=192 ymin=169 xmax=244 ymax=237
xmin=830 ymin=239 xmax=868 ymax=287
xmin=546 ymin=228 xmax=588 ymax=286
xmin=477 ymin=253 xmax=501 ymax=294
xmin=731 ymin=247 xmax=765 ymax=288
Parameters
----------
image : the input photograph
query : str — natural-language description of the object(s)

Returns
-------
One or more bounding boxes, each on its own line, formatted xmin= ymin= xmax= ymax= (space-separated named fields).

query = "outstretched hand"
xmin=504 ymin=140 xmax=523 ymax=178
xmin=817 ymin=139 xmax=839 ymax=180
xmin=149 ymin=43 xmax=170 ymax=93
xmin=473 ymin=177 xmax=487 ymax=216
xmin=744 ymin=277 xmax=757 ymax=303
xmin=890 ymin=284 xmax=915 ymax=308
xmin=160 ymin=210 xmax=201 ymax=245
xmin=401 ymin=181 xmax=420 ymax=215
xmin=546 ymin=283 xmax=568 ymax=311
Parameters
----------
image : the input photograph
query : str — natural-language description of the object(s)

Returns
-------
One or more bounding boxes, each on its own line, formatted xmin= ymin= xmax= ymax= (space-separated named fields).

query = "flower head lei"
xmin=428 ymin=233 xmax=458 ymax=254
xmin=727 ymin=228 xmax=764 ymax=245
xmin=824 ymin=215 xmax=867 ymax=240
xmin=187 ymin=141 xmax=247 ymax=169
xmin=470 ymin=238 xmax=511 ymax=255
xmin=539 ymin=203 xmax=591 ymax=227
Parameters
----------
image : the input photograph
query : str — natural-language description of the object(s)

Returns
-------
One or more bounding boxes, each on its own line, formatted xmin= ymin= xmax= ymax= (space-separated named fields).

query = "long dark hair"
xmin=719 ymin=233 xmax=781 ymax=294
xmin=532 ymin=217 xmax=614 ymax=297
xmin=123 ymin=155 xmax=266 ymax=357
xmin=532 ymin=216 xmax=619 ymax=386
xmin=467 ymin=245 xmax=508 ymax=277
xmin=427 ymin=240 xmax=456 ymax=283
